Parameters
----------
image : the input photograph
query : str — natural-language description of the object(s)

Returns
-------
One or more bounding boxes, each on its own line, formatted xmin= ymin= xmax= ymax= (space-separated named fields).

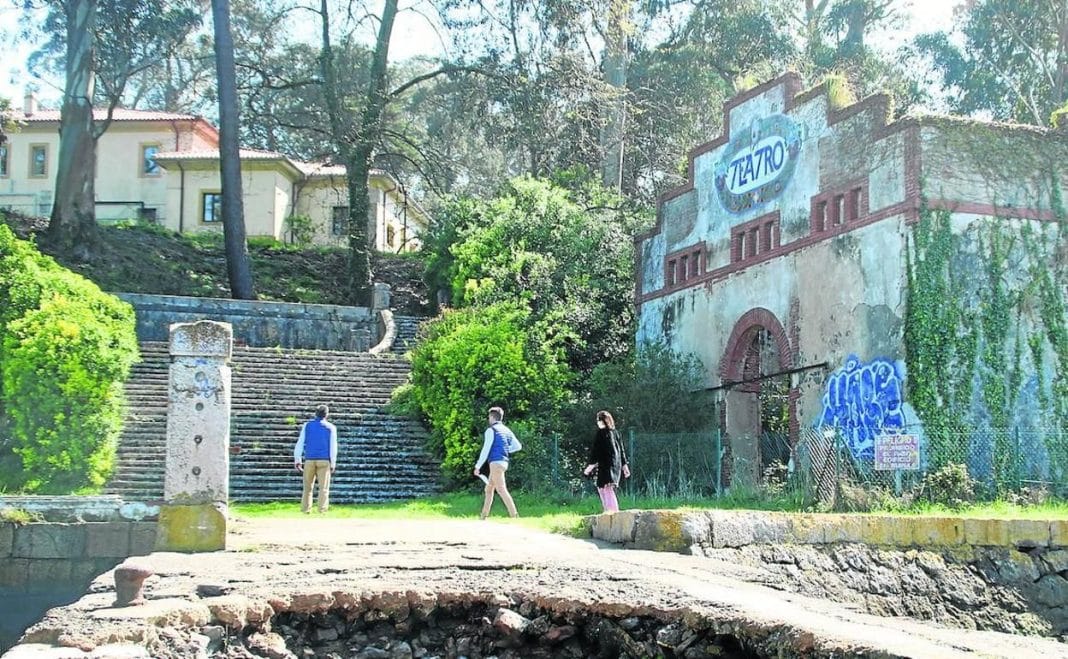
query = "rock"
xmin=1033 ymin=574 xmax=1068 ymax=608
xmin=542 ymin=625 xmax=576 ymax=644
xmin=1042 ymin=550 xmax=1068 ymax=574
xmin=200 ymin=626 xmax=224 ymax=644
xmin=527 ymin=616 xmax=551 ymax=636
xmin=618 ymin=617 xmax=640 ymax=631
xmin=196 ymin=583 xmax=233 ymax=598
xmin=389 ymin=641 xmax=414 ymax=659
xmin=355 ymin=648 xmax=390 ymax=659
xmin=313 ymin=627 xmax=340 ymax=642
xmin=656 ymin=623 xmax=684 ymax=649
xmin=247 ymin=632 xmax=295 ymax=659
xmin=493 ymin=608 xmax=530 ymax=636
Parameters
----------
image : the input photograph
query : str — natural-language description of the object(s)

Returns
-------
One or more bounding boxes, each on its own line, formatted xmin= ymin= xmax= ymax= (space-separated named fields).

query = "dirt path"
xmin=13 ymin=517 xmax=1068 ymax=658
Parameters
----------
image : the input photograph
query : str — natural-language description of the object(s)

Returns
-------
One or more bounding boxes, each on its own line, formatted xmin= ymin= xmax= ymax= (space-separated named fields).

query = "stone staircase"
xmin=106 ymin=342 xmax=441 ymax=504
xmin=392 ymin=315 xmax=426 ymax=354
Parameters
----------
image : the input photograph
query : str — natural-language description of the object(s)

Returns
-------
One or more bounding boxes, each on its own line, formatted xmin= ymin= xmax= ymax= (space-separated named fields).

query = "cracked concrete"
xmin=6 ymin=517 xmax=1068 ymax=658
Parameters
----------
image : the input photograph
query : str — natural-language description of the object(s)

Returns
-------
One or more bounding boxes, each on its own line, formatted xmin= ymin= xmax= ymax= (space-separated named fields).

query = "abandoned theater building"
xmin=636 ymin=73 xmax=1067 ymax=488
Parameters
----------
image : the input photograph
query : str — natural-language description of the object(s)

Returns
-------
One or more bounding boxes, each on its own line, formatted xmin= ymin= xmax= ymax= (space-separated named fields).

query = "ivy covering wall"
xmin=904 ymin=198 xmax=1067 ymax=493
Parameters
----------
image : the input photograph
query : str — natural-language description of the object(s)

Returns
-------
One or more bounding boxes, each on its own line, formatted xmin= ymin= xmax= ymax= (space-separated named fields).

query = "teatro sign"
xmin=715 ymin=114 xmax=803 ymax=213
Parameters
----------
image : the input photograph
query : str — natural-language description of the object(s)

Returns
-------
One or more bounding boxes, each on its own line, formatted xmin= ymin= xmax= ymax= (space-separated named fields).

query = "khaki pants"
xmin=301 ymin=459 xmax=332 ymax=512
xmin=481 ymin=461 xmax=518 ymax=518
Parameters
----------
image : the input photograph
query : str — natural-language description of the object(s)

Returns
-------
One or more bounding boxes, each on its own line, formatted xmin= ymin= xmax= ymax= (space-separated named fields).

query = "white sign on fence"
xmin=874 ymin=434 xmax=920 ymax=471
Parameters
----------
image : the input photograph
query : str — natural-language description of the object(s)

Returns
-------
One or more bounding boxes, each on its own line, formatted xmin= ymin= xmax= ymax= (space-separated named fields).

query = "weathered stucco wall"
xmin=118 ymin=293 xmax=377 ymax=351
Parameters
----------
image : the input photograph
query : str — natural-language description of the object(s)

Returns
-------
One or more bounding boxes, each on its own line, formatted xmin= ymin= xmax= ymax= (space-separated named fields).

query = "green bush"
xmin=423 ymin=176 xmax=647 ymax=373
xmin=921 ymin=462 xmax=976 ymax=509
xmin=284 ymin=214 xmax=317 ymax=247
xmin=408 ymin=302 xmax=573 ymax=484
xmin=0 ymin=225 xmax=139 ymax=492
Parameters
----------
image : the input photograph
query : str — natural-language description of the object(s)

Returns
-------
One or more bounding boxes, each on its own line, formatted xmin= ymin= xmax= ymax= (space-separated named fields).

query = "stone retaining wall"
xmin=119 ymin=293 xmax=377 ymax=351
xmin=588 ymin=509 xmax=1068 ymax=553
xmin=0 ymin=496 xmax=159 ymax=593
xmin=0 ymin=496 xmax=160 ymax=651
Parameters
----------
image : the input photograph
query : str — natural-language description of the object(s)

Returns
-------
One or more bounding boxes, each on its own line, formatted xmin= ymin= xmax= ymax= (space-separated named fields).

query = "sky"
xmin=0 ymin=1 xmax=959 ymax=109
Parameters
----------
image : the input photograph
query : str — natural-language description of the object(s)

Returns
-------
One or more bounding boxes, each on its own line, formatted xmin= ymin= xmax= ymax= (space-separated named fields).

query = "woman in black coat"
xmin=583 ymin=410 xmax=630 ymax=512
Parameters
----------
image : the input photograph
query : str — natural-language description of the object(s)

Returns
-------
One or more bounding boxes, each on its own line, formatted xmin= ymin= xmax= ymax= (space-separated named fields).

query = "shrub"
xmin=0 ymin=225 xmax=138 ymax=492
xmin=422 ymin=176 xmax=647 ymax=373
xmin=920 ymin=462 xmax=976 ymax=508
xmin=284 ymin=214 xmax=316 ymax=247
xmin=408 ymin=302 xmax=573 ymax=484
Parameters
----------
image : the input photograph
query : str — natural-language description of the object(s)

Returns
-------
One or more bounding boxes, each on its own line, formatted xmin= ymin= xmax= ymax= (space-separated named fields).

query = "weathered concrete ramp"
xmin=7 ymin=518 xmax=1066 ymax=658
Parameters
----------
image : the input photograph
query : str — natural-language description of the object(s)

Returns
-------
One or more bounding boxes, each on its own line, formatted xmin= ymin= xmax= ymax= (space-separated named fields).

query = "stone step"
xmin=108 ymin=339 xmax=438 ymax=503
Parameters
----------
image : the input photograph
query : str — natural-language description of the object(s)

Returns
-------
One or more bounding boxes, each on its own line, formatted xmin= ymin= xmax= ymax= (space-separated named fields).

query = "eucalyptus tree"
xmin=911 ymin=0 xmax=1068 ymax=126
xmin=211 ymin=0 xmax=256 ymax=299
xmin=24 ymin=0 xmax=201 ymax=258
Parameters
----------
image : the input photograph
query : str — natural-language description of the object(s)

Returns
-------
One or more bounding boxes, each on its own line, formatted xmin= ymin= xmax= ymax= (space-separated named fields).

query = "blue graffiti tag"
xmin=817 ymin=355 xmax=906 ymax=460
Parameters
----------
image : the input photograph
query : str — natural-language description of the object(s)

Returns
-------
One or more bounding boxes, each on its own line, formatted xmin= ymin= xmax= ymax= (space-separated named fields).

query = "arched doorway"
xmin=718 ymin=308 xmax=797 ymax=488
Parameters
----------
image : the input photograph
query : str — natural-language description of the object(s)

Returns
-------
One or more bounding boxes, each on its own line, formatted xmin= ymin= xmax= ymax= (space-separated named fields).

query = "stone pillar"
xmin=372 ymin=282 xmax=391 ymax=312
xmin=156 ymin=320 xmax=232 ymax=552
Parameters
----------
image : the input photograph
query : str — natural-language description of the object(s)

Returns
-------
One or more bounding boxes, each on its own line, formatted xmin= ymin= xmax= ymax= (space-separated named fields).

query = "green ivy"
xmin=904 ymin=207 xmax=970 ymax=467
xmin=977 ymin=229 xmax=1014 ymax=486
xmin=907 ymin=189 xmax=1068 ymax=490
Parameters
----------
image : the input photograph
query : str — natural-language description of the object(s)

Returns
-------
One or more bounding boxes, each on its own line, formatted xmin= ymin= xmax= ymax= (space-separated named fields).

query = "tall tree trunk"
xmin=345 ymin=0 xmax=398 ymax=306
xmin=48 ymin=0 xmax=99 ymax=261
xmin=211 ymin=0 xmax=256 ymax=299
xmin=600 ymin=0 xmax=628 ymax=192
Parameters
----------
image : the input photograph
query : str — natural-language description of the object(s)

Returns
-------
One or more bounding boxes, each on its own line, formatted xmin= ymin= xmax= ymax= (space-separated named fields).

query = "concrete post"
xmin=156 ymin=320 xmax=232 ymax=552
xmin=372 ymin=282 xmax=391 ymax=312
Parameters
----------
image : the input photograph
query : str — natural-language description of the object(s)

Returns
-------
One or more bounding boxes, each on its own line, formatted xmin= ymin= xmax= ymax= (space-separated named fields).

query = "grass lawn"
xmin=232 ymin=490 xmax=610 ymax=536
xmin=232 ymin=488 xmax=1068 ymax=537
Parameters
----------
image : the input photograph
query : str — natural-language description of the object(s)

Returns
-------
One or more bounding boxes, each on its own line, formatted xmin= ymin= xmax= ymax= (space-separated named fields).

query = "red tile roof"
xmin=12 ymin=108 xmax=205 ymax=122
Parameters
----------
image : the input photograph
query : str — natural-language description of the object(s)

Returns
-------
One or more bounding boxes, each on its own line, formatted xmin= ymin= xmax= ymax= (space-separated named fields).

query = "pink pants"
xmin=597 ymin=484 xmax=619 ymax=513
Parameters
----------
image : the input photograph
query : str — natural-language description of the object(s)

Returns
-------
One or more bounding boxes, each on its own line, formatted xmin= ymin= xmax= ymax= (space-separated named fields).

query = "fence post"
xmin=833 ymin=429 xmax=841 ymax=511
xmin=551 ymin=433 xmax=560 ymax=487
xmin=627 ymin=428 xmax=636 ymax=496
xmin=1014 ymin=427 xmax=1021 ymax=491
xmin=713 ymin=429 xmax=722 ymax=496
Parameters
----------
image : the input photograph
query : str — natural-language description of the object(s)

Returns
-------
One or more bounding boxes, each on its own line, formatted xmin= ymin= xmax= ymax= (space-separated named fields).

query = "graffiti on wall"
xmin=817 ymin=355 xmax=906 ymax=460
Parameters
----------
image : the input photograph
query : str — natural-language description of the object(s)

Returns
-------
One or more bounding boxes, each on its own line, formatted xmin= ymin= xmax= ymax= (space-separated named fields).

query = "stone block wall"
xmin=119 ymin=293 xmax=377 ymax=351
xmin=0 ymin=497 xmax=160 ymax=651
xmin=588 ymin=509 xmax=1068 ymax=554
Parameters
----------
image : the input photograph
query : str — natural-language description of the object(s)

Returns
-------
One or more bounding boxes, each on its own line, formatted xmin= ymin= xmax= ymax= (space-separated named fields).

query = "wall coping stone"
xmin=587 ymin=509 xmax=1067 ymax=554
xmin=0 ymin=497 xmax=159 ymax=523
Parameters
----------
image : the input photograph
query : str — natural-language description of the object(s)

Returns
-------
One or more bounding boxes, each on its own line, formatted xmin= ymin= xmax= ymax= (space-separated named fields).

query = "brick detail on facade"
xmin=810 ymin=178 xmax=869 ymax=235
xmin=730 ymin=211 xmax=781 ymax=265
xmin=663 ymin=243 xmax=706 ymax=291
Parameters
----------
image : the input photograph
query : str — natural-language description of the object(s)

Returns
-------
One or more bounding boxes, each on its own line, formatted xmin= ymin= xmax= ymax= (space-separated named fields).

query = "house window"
xmin=690 ymin=250 xmax=701 ymax=278
xmin=386 ymin=225 xmax=396 ymax=248
xmin=332 ymin=206 xmax=348 ymax=236
xmin=678 ymin=255 xmax=689 ymax=282
xmin=667 ymin=259 xmax=677 ymax=287
xmin=141 ymin=144 xmax=161 ymax=176
xmin=201 ymin=192 xmax=222 ymax=223
xmin=0 ymin=145 xmax=8 ymax=177
xmin=29 ymin=144 xmax=48 ymax=178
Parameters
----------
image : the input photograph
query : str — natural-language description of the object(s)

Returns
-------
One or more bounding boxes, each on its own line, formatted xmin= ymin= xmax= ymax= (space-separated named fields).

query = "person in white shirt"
xmin=293 ymin=404 xmax=338 ymax=513
xmin=473 ymin=406 xmax=521 ymax=519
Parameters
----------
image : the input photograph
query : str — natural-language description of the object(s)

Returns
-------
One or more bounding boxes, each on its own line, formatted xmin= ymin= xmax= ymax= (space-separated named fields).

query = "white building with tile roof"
xmin=0 ymin=93 xmax=426 ymax=251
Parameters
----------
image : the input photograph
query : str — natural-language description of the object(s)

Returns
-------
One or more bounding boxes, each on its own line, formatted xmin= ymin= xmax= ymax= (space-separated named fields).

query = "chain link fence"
xmin=537 ymin=424 xmax=1068 ymax=510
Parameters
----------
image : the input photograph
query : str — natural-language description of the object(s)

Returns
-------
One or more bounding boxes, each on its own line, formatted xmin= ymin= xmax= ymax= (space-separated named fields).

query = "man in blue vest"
xmin=293 ymin=404 xmax=338 ymax=513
